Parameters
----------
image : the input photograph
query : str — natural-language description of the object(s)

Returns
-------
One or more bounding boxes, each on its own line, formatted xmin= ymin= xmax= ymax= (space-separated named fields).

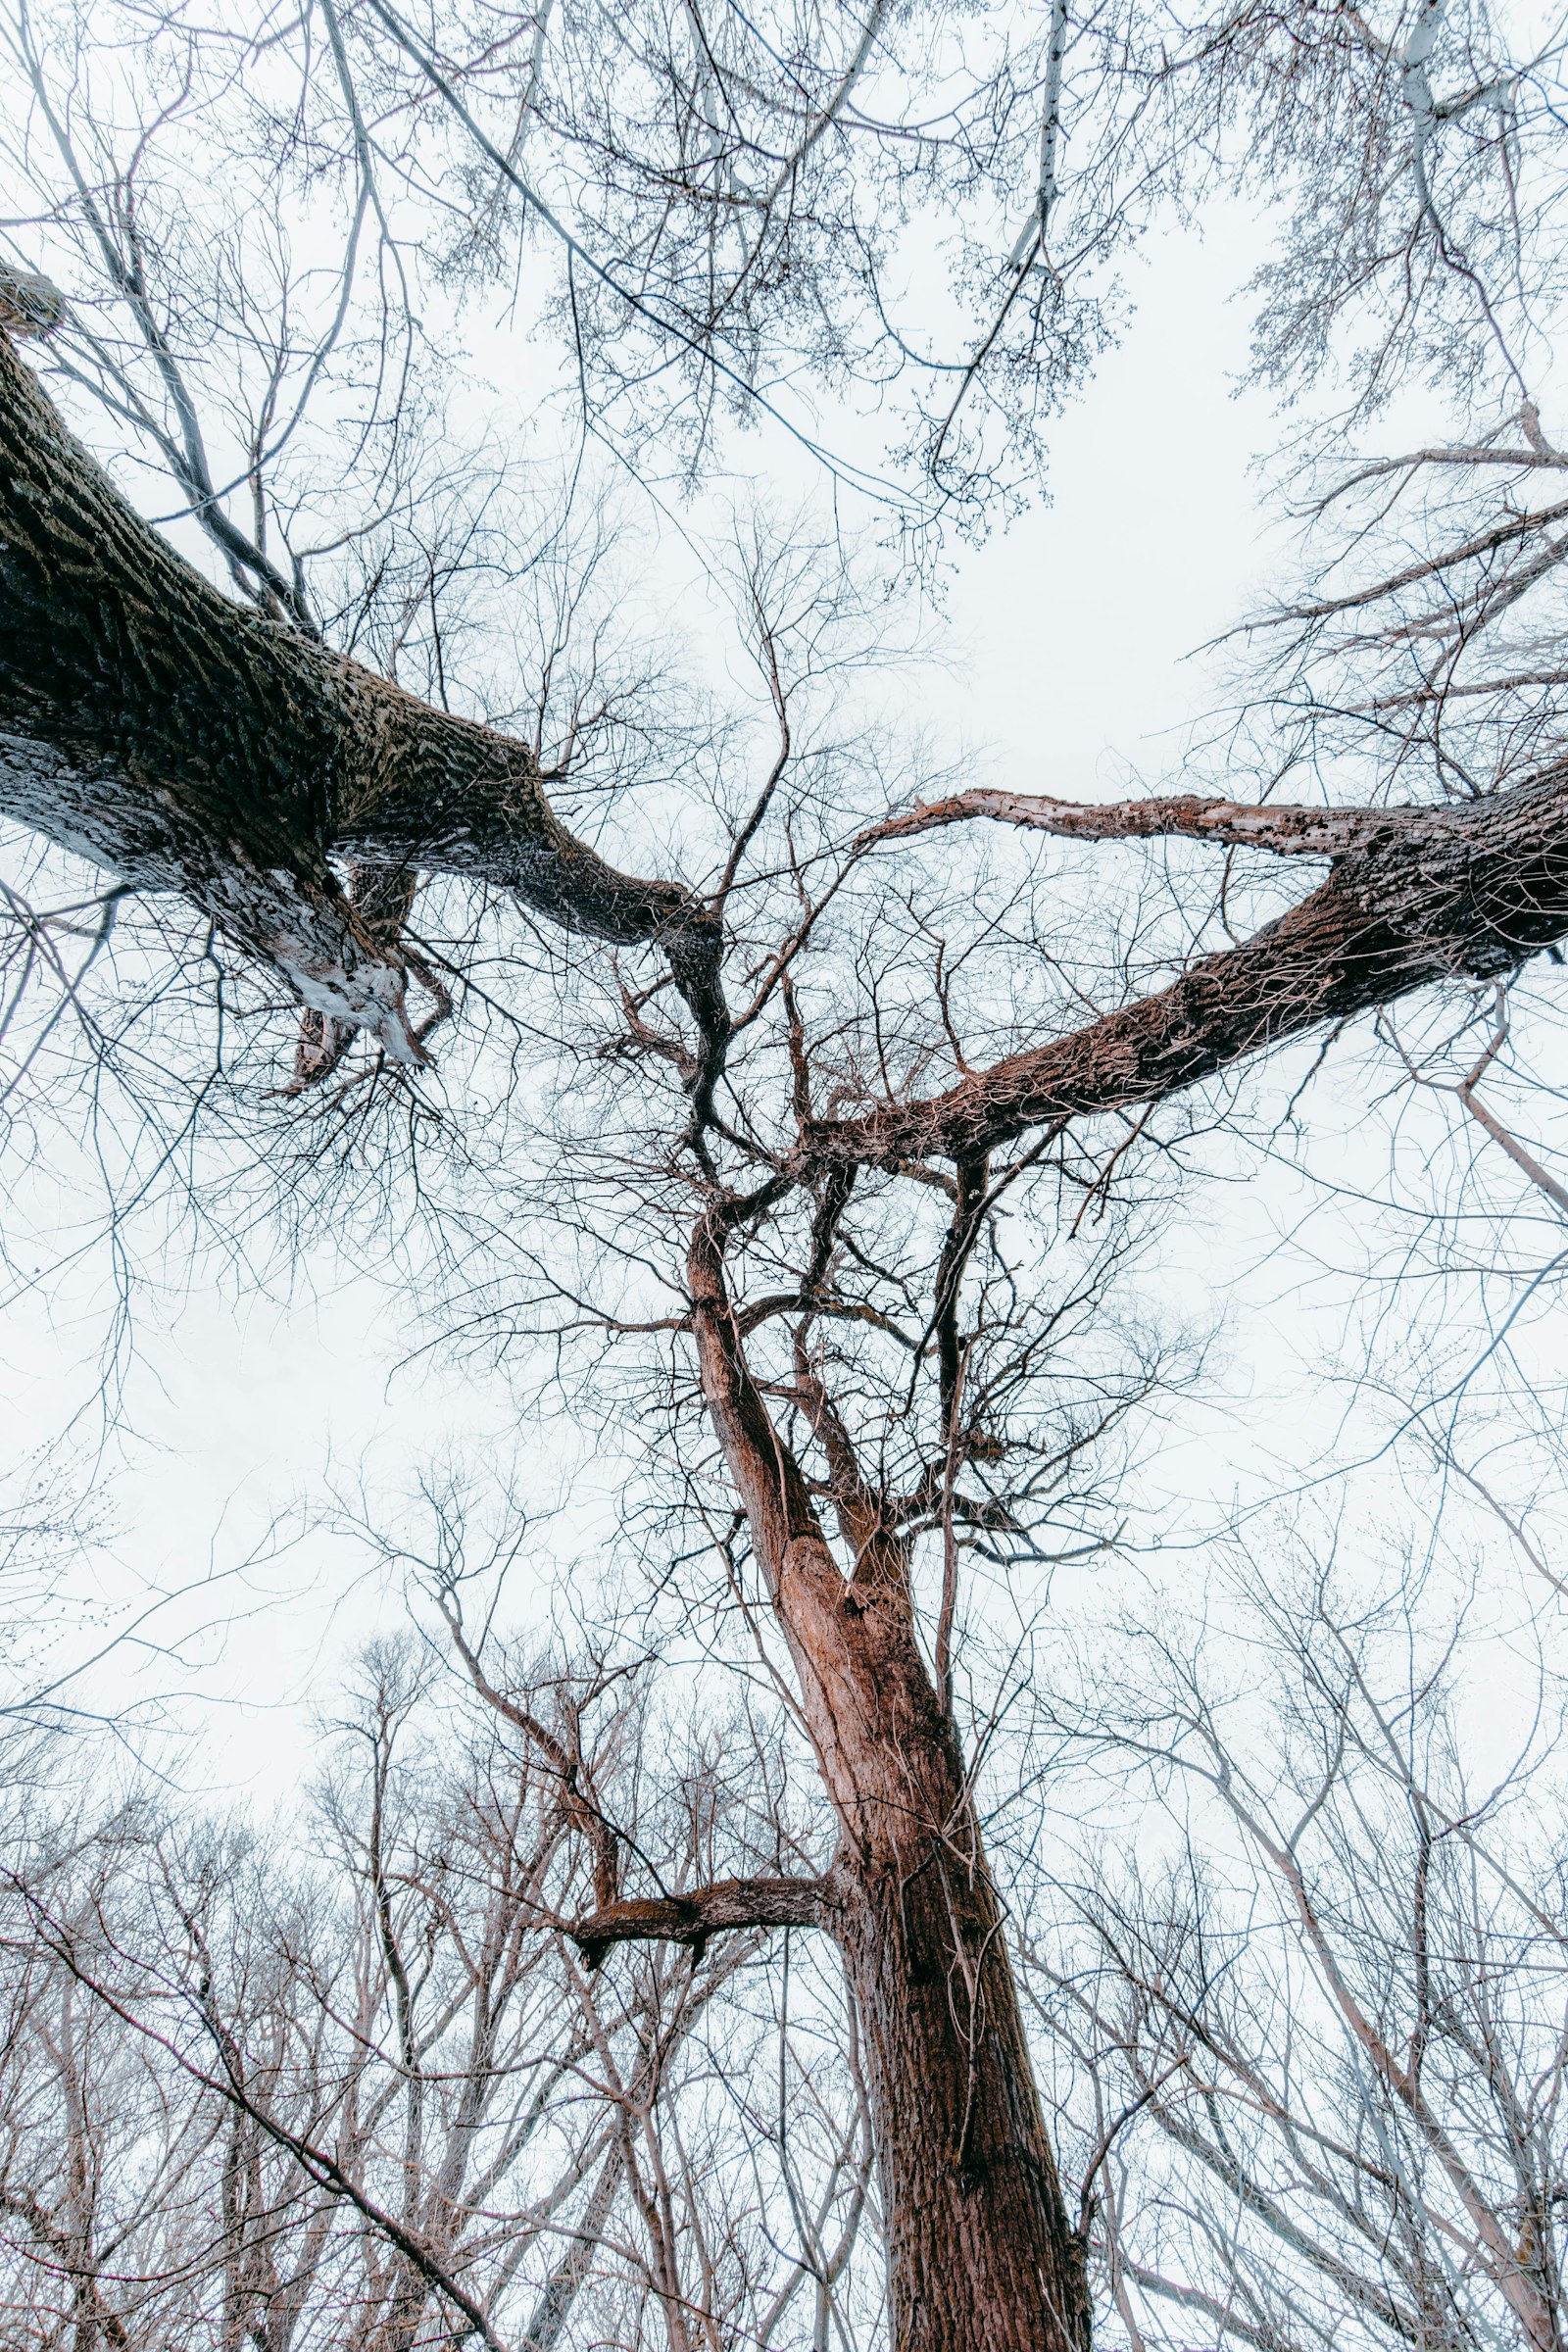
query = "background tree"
xmin=2 ymin=1628 xmax=873 ymax=2349
xmin=1020 ymin=1546 xmax=1568 ymax=2352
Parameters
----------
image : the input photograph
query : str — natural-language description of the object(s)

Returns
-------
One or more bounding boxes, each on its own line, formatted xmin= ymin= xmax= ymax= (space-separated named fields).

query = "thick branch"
xmin=570 ymin=1873 xmax=835 ymax=1968
xmin=817 ymin=768 xmax=1568 ymax=1166
xmin=0 ymin=328 xmax=720 ymax=1054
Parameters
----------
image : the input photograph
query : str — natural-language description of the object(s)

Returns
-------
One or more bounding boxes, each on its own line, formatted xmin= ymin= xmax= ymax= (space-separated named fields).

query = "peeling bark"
xmin=861 ymin=785 xmax=1403 ymax=857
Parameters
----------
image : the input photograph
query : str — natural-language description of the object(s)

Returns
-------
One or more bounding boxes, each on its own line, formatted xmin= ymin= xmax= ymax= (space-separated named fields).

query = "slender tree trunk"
xmin=688 ymin=1219 xmax=1089 ymax=2351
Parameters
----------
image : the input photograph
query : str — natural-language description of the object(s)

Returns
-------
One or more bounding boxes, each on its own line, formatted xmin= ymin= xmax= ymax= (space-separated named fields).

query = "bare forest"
xmin=3 ymin=1 xmax=1568 ymax=2347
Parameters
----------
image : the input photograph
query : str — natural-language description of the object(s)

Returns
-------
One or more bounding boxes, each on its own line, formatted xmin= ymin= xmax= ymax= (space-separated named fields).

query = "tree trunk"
xmin=839 ymin=1766 xmax=1089 ymax=2352
xmin=687 ymin=1218 xmax=1088 ymax=2351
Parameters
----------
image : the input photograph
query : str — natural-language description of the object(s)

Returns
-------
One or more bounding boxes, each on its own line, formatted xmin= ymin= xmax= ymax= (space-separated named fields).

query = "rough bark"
xmin=860 ymin=786 xmax=1402 ymax=857
xmin=0 ymin=327 xmax=720 ymax=1055
xmin=570 ymin=1874 xmax=833 ymax=1969
xmin=11 ymin=264 xmax=1568 ymax=2352
xmin=9 ymin=306 xmax=1568 ymax=1148
xmin=817 ymin=766 xmax=1568 ymax=1166
xmin=840 ymin=1844 xmax=1091 ymax=2352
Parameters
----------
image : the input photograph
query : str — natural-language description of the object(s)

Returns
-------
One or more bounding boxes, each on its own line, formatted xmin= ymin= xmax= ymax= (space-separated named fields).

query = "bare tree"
xmin=1020 ymin=1546 xmax=1568 ymax=2352
xmin=5 ymin=281 xmax=1568 ymax=2346
xmin=6 ymin=0 xmax=1559 ymax=520
xmin=2 ymin=1 xmax=1568 ymax=2346
xmin=2 ymin=1630 xmax=872 ymax=2349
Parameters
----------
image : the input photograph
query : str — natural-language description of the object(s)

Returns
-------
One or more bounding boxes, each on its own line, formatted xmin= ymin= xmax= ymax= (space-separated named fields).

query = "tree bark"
xmin=840 ymin=1829 xmax=1090 ymax=2352
xmin=0 ymin=328 xmax=719 ymax=1054
xmin=10 ymin=317 xmax=1568 ymax=1141
xmin=819 ymin=765 xmax=1568 ymax=1165
xmin=15 ymin=265 xmax=1568 ymax=2352
xmin=686 ymin=1215 xmax=1089 ymax=2352
xmin=570 ymin=1874 xmax=832 ymax=1967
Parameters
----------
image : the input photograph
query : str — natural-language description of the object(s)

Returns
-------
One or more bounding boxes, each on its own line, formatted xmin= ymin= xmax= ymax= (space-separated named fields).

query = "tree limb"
xmin=860 ymin=787 xmax=1406 ymax=858
xmin=0 ymin=327 xmax=720 ymax=1058
xmin=819 ymin=767 xmax=1568 ymax=1165
xmin=570 ymin=1872 xmax=837 ymax=1969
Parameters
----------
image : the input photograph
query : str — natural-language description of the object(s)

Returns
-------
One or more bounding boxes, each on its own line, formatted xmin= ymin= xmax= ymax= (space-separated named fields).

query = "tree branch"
xmin=0 ymin=328 xmax=721 ymax=1057
xmin=570 ymin=1872 xmax=836 ymax=1969
xmin=859 ymin=787 xmax=1403 ymax=858
xmin=818 ymin=767 xmax=1568 ymax=1165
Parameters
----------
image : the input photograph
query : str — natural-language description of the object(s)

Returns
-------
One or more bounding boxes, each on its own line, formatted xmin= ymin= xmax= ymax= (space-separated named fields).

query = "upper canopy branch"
xmin=860 ymin=788 xmax=1402 ymax=858
xmin=7 ymin=293 xmax=1567 ymax=1180
xmin=1260 ymin=493 xmax=1568 ymax=626
xmin=0 ymin=322 xmax=722 ymax=1059
xmin=819 ymin=767 xmax=1568 ymax=1168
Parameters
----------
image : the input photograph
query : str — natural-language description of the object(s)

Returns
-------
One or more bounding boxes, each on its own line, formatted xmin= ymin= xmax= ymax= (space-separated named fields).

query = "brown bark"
xmin=9 ymin=311 xmax=1568 ymax=1155
xmin=860 ymin=785 xmax=1400 ymax=857
xmin=684 ymin=1214 xmax=1089 ymax=2352
xmin=0 ymin=328 xmax=720 ymax=1054
xmin=840 ymin=1847 xmax=1091 ymax=2352
xmin=570 ymin=1873 xmax=833 ymax=1968
xmin=11 ymin=258 xmax=1568 ymax=2352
